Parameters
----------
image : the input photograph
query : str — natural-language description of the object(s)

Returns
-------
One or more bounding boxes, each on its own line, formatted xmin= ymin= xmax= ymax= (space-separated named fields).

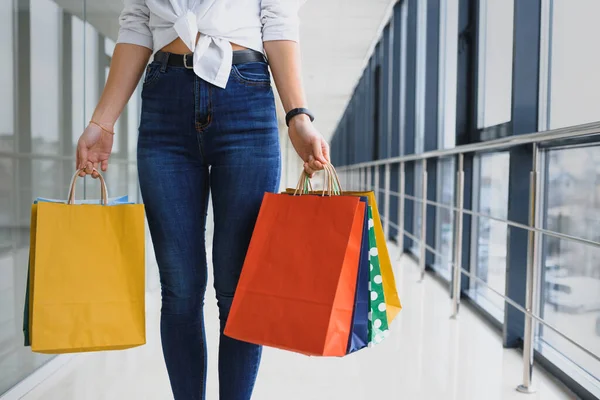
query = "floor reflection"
xmin=0 ymin=228 xmax=54 ymax=395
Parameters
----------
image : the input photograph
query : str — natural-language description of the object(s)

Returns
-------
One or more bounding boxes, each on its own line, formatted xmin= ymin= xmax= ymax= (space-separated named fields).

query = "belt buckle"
xmin=183 ymin=53 xmax=193 ymax=69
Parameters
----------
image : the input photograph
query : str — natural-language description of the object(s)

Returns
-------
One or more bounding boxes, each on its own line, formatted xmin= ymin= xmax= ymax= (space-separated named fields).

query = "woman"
xmin=75 ymin=1 xmax=329 ymax=399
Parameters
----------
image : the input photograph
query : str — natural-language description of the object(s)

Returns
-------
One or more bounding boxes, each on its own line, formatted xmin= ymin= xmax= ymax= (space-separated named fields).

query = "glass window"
xmin=470 ymin=152 xmax=510 ymax=319
xmin=0 ymin=159 xmax=13 ymax=248
xmin=544 ymin=0 xmax=600 ymax=129
xmin=72 ymin=15 xmax=85 ymax=149
xmin=433 ymin=0 xmax=459 ymax=278
xmin=539 ymin=146 xmax=600 ymax=392
xmin=438 ymin=0 xmax=458 ymax=150
xmin=127 ymin=85 xmax=141 ymax=159
xmin=0 ymin=0 xmax=14 ymax=151
xmin=104 ymin=163 xmax=129 ymax=199
xmin=104 ymin=36 xmax=123 ymax=156
xmin=1 ymin=0 xmax=68 ymax=394
xmin=85 ymin=21 xmax=99 ymax=124
xmin=477 ymin=0 xmax=514 ymax=128
xmin=414 ymin=0 xmax=427 ymax=154
xmin=435 ymin=158 xmax=455 ymax=279
xmin=31 ymin=0 xmax=61 ymax=155
xmin=0 ymin=0 xmax=145 ymax=395
xmin=413 ymin=162 xmax=423 ymax=254
xmin=411 ymin=0 xmax=427 ymax=255
xmin=398 ymin=0 xmax=408 ymax=156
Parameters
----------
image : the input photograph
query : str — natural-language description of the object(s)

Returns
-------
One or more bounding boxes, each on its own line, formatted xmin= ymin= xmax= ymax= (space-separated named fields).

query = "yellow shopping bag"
xmin=28 ymin=171 xmax=146 ymax=354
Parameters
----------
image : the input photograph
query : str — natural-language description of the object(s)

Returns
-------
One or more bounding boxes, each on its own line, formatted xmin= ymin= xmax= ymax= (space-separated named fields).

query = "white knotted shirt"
xmin=117 ymin=0 xmax=302 ymax=88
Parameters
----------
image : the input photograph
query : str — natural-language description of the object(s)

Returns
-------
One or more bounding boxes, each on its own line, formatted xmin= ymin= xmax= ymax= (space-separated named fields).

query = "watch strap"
xmin=285 ymin=108 xmax=315 ymax=127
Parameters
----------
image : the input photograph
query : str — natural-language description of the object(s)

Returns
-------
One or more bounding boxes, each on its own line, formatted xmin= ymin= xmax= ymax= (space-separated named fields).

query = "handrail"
xmin=387 ymin=220 xmax=600 ymax=365
xmin=338 ymin=128 xmax=600 ymax=394
xmin=371 ymin=185 xmax=600 ymax=251
xmin=398 ymin=191 xmax=600 ymax=250
xmin=0 ymin=150 xmax=136 ymax=164
xmin=337 ymin=120 xmax=600 ymax=170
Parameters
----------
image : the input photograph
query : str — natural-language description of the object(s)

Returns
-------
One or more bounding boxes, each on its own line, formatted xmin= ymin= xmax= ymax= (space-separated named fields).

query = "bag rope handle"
xmin=67 ymin=169 xmax=109 ymax=205
xmin=293 ymin=163 xmax=343 ymax=197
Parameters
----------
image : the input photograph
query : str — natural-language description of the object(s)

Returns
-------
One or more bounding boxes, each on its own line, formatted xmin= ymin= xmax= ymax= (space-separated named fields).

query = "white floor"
xmin=5 ymin=245 xmax=577 ymax=400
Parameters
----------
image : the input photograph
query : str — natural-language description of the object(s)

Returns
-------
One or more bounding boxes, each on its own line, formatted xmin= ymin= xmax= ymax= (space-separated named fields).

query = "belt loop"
xmin=160 ymin=52 xmax=170 ymax=73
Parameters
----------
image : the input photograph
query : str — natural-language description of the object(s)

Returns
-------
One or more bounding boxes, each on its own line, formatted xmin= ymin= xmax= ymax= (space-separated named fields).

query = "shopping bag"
xmin=25 ymin=171 xmax=146 ymax=354
xmin=346 ymin=196 xmax=370 ymax=354
xmin=315 ymin=171 xmax=393 ymax=344
xmin=22 ymin=194 xmax=136 ymax=347
xmin=367 ymin=206 xmax=390 ymax=345
xmin=335 ymin=191 xmax=402 ymax=323
xmin=281 ymin=182 xmax=370 ymax=354
xmin=283 ymin=187 xmax=402 ymax=323
xmin=225 ymin=168 xmax=366 ymax=357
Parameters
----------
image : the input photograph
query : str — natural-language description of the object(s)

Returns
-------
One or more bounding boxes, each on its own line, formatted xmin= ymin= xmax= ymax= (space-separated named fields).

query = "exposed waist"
xmin=161 ymin=33 xmax=249 ymax=54
xmin=149 ymin=24 xmax=265 ymax=88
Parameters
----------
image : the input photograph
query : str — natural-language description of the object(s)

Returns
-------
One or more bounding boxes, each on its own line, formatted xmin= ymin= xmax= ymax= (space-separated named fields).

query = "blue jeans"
xmin=137 ymin=54 xmax=281 ymax=400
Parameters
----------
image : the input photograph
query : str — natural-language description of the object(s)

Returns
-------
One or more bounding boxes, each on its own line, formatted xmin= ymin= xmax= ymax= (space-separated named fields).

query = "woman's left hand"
xmin=288 ymin=115 xmax=330 ymax=177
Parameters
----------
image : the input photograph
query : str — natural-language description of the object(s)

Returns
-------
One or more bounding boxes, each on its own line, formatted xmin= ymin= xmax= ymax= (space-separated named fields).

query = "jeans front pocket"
xmin=231 ymin=62 xmax=271 ymax=87
xmin=143 ymin=62 xmax=162 ymax=88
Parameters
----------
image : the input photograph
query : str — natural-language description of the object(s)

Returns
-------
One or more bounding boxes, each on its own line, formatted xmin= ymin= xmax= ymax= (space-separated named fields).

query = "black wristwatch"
xmin=285 ymin=108 xmax=315 ymax=127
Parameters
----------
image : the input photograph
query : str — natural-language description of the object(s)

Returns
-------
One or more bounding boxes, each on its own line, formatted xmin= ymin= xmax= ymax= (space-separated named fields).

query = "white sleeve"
xmin=260 ymin=0 xmax=304 ymax=42
xmin=116 ymin=0 xmax=154 ymax=50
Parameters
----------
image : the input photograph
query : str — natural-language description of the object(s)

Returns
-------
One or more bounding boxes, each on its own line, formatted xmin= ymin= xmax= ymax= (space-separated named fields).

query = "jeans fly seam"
xmin=194 ymin=78 xmax=210 ymax=163
xmin=195 ymin=81 xmax=213 ymax=133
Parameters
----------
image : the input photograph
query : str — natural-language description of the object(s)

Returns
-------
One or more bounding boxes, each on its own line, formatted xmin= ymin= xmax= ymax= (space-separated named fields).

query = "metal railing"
xmin=337 ymin=121 xmax=600 ymax=394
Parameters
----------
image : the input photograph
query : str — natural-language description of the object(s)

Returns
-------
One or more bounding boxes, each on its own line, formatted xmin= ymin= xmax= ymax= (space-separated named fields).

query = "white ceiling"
xmin=56 ymin=0 xmax=395 ymax=139
xmin=297 ymin=0 xmax=395 ymax=138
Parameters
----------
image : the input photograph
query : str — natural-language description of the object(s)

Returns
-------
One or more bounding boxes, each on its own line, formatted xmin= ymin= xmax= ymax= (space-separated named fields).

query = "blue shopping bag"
xmin=346 ymin=196 xmax=370 ymax=354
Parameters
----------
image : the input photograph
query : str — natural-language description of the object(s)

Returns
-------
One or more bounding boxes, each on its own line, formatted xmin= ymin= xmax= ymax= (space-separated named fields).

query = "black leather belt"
xmin=154 ymin=49 xmax=267 ymax=69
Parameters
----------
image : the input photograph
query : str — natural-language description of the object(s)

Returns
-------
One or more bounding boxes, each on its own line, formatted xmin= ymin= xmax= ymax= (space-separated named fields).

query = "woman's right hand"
xmin=288 ymin=115 xmax=330 ymax=178
xmin=76 ymin=123 xmax=114 ymax=178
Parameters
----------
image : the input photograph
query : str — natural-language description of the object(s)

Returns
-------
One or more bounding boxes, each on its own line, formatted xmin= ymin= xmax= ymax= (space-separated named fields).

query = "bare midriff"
xmin=161 ymin=32 xmax=248 ymax=54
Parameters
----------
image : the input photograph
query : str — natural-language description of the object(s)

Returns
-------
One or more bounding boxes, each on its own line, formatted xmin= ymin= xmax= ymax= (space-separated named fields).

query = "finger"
xmin=77 ymin=145 xmax=87 ymax=176
xmin=304 ymin=156 xmax=317 ymax=173
xmin=322 ymin=141 xmax=331 ymax=162
xmin=75 ymin=149 xmax=80 ymax=172
xmin=77 ymin=153 xmax=86 ymax=177
xmin=310 ymin=159 xmax=324 ymax=171
xmin=312 ymin=139 xmax=327 ymax=165
xmin=304 ymin=163 xmax=316 ymax=176
xmin=101 ymin=159 xmax=108 ymax=172
xmin=85 ymin=162 xmax=93 ymax=175
xmin=306 ymin=155 xmax=323 ymax=171
xmin=92 ymin=162 xmax=99 ymax=179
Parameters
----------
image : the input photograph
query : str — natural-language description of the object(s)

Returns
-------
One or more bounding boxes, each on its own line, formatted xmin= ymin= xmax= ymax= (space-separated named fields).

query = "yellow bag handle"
xmin=67 ymin=168 xmax=109 ymax=205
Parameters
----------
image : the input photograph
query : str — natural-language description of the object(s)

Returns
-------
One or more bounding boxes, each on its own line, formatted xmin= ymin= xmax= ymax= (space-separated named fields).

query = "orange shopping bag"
xmin=282 ymin=189 xmax=402 ymax=323
xmin=225 ymin=168 xmax=365 ymax=357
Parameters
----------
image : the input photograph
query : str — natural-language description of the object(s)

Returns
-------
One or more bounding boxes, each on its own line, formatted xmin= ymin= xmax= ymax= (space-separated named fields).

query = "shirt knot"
xmin=173 ymin=10 xmax=233 ymax=89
